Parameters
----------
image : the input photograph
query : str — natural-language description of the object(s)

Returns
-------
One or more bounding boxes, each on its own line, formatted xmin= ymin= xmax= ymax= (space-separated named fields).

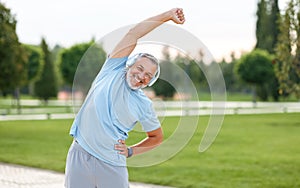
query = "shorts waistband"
xmin=72 ymin=139 xmax=89 ymax=155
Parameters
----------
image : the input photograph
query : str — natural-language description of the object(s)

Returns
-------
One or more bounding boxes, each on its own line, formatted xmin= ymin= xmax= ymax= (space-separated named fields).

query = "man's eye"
xmin=145 ymin=74 xmax=151 ymax=79
xmin=137 ymin=67 xmax=143 ymax=71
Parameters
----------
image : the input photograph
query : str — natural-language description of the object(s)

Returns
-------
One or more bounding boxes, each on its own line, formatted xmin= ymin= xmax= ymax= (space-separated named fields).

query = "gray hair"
xmin=137 ymin=53 xmax=159 ymax=69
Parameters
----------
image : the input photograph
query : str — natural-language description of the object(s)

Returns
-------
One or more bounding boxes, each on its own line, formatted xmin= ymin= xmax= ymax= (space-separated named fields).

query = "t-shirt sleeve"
xmin=139 ymin=103 xmax=161 ymax=132
xmin=94 ymin=56 xmax=128 ymax=83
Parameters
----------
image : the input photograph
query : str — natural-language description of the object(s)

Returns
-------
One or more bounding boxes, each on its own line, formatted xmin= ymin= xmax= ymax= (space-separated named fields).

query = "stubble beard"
xmin=126 ymin=72 xmax=142 ymax=90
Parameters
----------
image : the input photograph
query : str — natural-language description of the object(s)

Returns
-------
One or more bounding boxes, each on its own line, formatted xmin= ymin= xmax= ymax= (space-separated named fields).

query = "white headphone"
xmin=126 ymin=53 xmax=160 ymax=87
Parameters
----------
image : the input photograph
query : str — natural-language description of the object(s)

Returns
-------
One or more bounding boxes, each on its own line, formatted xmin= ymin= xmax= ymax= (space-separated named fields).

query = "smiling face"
xmin=126 ymin=57 xmax=158 ymax=90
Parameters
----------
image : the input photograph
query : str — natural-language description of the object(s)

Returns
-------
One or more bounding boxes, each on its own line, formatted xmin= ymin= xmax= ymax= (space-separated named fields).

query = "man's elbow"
xmin=126 ymin=28 xmax=139 ymax=41
xmin=147 ymin=127 xmax=164 ymax=147
xmin=155 ymin=131 xmax=164 ymax=146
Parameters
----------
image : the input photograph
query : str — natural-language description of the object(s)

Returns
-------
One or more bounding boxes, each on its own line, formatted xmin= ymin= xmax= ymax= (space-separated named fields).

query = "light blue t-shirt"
xmin=69 ymin=56 xmax=161 ymax=166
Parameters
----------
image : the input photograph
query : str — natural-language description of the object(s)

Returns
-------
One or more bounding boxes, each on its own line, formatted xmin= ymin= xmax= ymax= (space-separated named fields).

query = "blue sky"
xmin=1 ymin=0 xmax=289 ymax=61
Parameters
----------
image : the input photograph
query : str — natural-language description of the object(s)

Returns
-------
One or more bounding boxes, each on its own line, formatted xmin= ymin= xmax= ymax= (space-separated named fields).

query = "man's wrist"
xmin=162 ymin=10 xmax=173 ymax=22
xmin=127 ymin=147 xmax=133 ymax=158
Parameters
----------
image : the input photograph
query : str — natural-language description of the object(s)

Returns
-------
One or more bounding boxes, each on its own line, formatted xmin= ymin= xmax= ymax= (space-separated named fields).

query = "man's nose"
xmin=139 ymin=72 xmax=147 ymax=80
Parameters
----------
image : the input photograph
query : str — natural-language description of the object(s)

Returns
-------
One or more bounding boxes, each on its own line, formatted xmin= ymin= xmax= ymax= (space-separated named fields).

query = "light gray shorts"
xmin=65 ymin=140 xmax=129 ymax=188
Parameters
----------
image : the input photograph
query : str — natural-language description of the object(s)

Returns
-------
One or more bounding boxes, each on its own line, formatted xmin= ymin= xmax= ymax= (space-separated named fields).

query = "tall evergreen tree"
xmin=256 ymin=0 xmax=269 ymax=50
xmin=269 ymin=0 xmax=280 ymax=54
xmin=275 ymin=0 xmax=300 ymax=99
xmin=34 ymin=38 xmax=58 ymax=102
xmin=255 ymin=0 xmax=280 ymax=54
xmin=255 ymin=0 xmax=281 ymax=101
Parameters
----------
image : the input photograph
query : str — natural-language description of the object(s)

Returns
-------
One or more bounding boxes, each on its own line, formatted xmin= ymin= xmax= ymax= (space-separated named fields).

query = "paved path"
xmin=0 ymin=163 xmax=172 ymax=188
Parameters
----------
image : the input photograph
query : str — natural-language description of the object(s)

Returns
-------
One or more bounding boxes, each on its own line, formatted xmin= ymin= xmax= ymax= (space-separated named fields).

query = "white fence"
xmin=0 ymin=99 xmax=299 ymax=121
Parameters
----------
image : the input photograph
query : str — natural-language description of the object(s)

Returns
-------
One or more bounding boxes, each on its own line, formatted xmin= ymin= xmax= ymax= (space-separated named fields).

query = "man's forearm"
xmin=110 ymin=8 xmax=184 ymax=58
xmin=130 ymin=134 xmax=163 ymax=156
xmin=127 ymin=10 xmax=173 ymax=40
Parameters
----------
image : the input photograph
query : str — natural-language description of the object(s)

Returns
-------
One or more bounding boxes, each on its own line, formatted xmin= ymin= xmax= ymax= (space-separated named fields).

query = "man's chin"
xmin=128 ymin=82 xmax=142 ymax=90
xmin=126 ymin=76 xmax=144 ymax=90
xmin=130 ymin=86 xmax=142 ymax=90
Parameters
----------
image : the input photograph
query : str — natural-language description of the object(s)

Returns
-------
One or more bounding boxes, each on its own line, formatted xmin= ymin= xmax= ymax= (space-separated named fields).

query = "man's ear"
xmin=126 ymin=53 xmax=143 ymax=68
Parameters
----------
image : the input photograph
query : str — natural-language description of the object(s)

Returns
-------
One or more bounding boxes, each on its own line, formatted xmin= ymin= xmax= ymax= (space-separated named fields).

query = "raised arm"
xmin=110 ymin=8 xmax=185 ymax=58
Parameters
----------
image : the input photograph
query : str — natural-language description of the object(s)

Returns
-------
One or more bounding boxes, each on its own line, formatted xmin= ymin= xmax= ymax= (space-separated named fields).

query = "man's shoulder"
xmin=102 ymin=56 xmax=128 ymax=69
xmin=133 ymin=90 xmax=153 ymax=106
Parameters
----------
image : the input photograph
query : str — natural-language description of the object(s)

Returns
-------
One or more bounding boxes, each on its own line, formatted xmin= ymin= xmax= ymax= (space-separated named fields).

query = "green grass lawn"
xmin=0 ymin=113 xmax=299 ymax=188
xmin=0 ymin=119 xmax=73 ymax=171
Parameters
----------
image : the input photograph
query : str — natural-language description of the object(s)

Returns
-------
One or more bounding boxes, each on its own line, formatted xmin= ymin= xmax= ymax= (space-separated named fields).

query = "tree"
xmin=256 ymin=0 xmax=270 ymax=51
xmin=235 ymin=49 xmax=275 ymax=102
xmin=152 ymin=78 xmax=175 ymax=98
xmin=275 ymin=0 xmax=300 ymax=99
xmin=174 ymin=54 xmax=205 ymax=92
xmin=255 ymin=0 xmax=280 ymax=54
xmin=219 ymin=58 xmax=240 ymax=92
xmin=0 ymin=3 xmax=27 ymax=97
xmin=34 ymin=38 xmax=58 ymax=102
xmin=269 ymin=0 xmax=280 ymax=54
xmin=255 ymin=0 xmax=281 ymax=101
xmin=151 ymin=47 xmax=176 ymax=98
xmin=59 ymin=41 xmax=106 ymax=96
xmin=152 ymin=61 xmax=176 ymax=98
xmin=51 ymin=44 xmax=64 ymax=88
xmin=23 ymin=44 xmax=44 ymax=95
